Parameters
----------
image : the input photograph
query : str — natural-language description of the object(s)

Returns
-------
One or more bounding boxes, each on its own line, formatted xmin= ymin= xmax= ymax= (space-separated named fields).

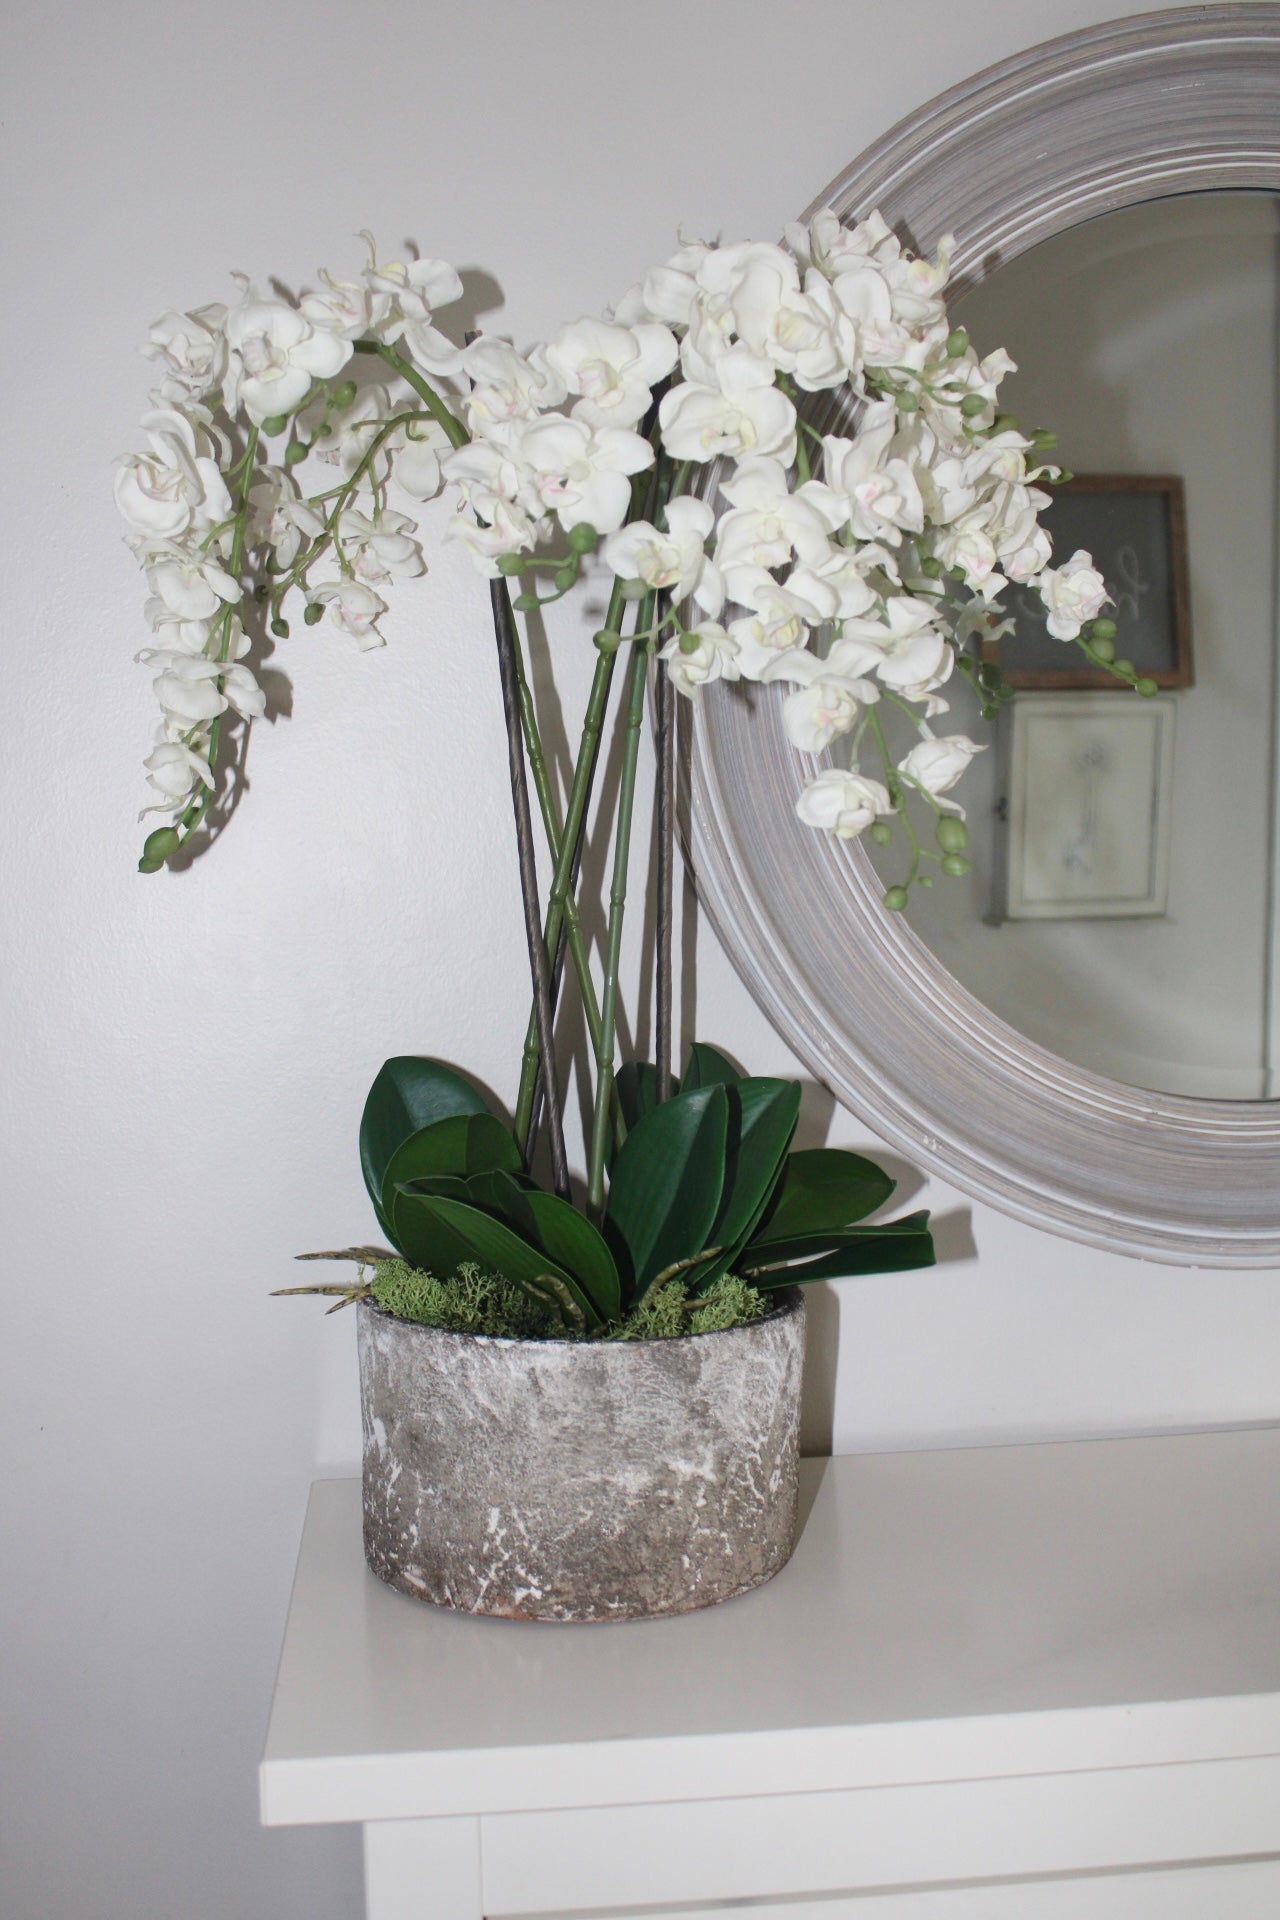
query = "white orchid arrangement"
xmin=116 ymin=212 xmax=1135 ymax=1326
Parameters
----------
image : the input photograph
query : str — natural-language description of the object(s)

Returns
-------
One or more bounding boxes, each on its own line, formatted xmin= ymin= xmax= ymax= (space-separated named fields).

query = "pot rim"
xmin=356 ymin=1284 xmax=804 ymax=1352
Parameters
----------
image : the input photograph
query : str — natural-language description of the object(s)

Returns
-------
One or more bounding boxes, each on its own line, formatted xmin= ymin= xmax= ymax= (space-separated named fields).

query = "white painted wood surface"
xmin=262 ymin=1431 xmax=1280 ymax=1919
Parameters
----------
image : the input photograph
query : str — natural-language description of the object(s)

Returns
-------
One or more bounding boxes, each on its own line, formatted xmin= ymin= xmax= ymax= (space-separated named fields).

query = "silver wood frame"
xmin=689 ymin=5 xmax=1280 ymax=1266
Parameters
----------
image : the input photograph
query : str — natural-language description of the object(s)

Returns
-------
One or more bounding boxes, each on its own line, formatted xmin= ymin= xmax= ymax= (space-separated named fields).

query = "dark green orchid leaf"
xmin=681 ymin=1042 xmax=742 ymax=1091
xmin=605 ymin=1083 xmax=728 ymax=1306
xmin=741 ymin=1211 xmax=935 ymax=1287
xmin=381 ymin=1113 xmax=522 ymax=1226
xmin=401 ymin=1195 xmax=603 ymax=1330
xmin=518 ymin=1191 xmax=621 ymax=1324
xmin=685 ymin=1078 xmax=800 ymax=1295
xmin=749 ymin=1147 xmax=897 ymax=1248
xmin=615 ymin=1061 xmax=676 ymax=1133
xmin=390 ymin=1184 xmax=484 ymax=1278
xmin=360 ymin=1057 xmax=490 ymax=1238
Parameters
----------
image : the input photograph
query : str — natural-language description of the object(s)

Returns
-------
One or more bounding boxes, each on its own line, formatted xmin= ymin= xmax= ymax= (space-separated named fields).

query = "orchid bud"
xmin=303 ymin=602 xmax=324 ymax=627
xmin=1091 ymin=617 xmax=1118 ymax=641
xmin=935 ymin=816 xmax=968 ymax=854
xmin=870 ymin=822 xmax=893 ymax=846
xmin=1114 ymin=657 xmax=1134 ymax=677
xmin=271 ymin=617 xmax=290 ymax=639
xmin=514 ymin=592 xmax=539 ymax=613
xmin=941 ymin=853 xmax=971 ymax=877
xmin=1091 ymin=636 xmax=1116 ymax=663
xmin=331 ymin=380 xmax=356 ymax=410
xmin=138 ymin=826 xmax=181 ymax=873
xmin=259 ymin=413 xmax=288 ymax=436
xmin=496 ymin=553 xmax=524 ymax=576
xmin=883 ymin=887 xmax=908 ymax=912
xmin=620 ymin=578 xmax=648 ymax=602
xmin=896 ymin=390 xmax=919 ymax=413
xmin=567 ymin=522 xmax=599 ymax=554
xmin=284 ymin=441 xmax=309 ymax=466
xmin=554 ymin=565 xmax=577 ymax=592
xmin=946 ymin=328 xmax=968 ymax=357
xmin=1136 ymin=677 xmax=1158 ymax=698
xmin=960 ymin=393 xmax=987 ymax=419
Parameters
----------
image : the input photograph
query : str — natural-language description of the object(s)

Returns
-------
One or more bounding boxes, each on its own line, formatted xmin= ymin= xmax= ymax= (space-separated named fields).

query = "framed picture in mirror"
xmin=981 ymin=476 xmax=1193 ymax=690
xmin=998 ymin=693 xmax=1176 ymax=920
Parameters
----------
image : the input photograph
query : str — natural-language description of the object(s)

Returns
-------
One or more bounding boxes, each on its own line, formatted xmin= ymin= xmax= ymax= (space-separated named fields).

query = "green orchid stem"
xmin=356 ymin=340 xmax=470 ymax=450
xmin=513 ymin=575 xmax=629 ymax=1147
xmin=489 ymin=576 xmax=571 ymax=1198
xmin=587 ymin=612 xmax=654 ymax=1216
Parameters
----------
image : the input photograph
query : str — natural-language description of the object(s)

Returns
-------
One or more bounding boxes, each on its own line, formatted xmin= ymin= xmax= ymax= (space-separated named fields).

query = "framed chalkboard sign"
xmin=983 ymin=475 xmax=1193 ymax=690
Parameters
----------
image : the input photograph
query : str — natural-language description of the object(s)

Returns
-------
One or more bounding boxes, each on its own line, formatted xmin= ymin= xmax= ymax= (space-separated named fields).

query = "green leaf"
xmin=381 ymin=1113 xmax=522 ymax=1225
xmin=743 ymin=1211 xmax=935 ymax=1287
xmin=454 ymin=1172 xmax=620 ymax=1320
xmin=686 ymin=1078 xmax=800 ymax=1294
xmin=681 ymin=1042 xmax=742 ymax=1091
xmin=749 ymin=1147 xmax=897 ymax=1247
xmin=605 ymin=1083 xmax=729 ymax=1305
xmin=615 ymin=1061 xmax=676 ymax=1133
xmin=360 ymin=1058 xmax=490 ymax=1238
xmin=391 ymin=1186 xmax=485 ymax=1278
xmin=403 ymin=1196 xmax=603 ymax=1330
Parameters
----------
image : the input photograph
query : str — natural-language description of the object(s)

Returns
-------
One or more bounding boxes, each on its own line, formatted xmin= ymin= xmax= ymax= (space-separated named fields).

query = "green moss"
xmin=368 ymin=1259 xmax=769 ymax=1342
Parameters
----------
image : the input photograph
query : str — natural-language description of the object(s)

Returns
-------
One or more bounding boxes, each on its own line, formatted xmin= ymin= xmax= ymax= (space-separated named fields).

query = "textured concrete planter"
xmin=357 ymin=1290 xmax=805 ymax=1622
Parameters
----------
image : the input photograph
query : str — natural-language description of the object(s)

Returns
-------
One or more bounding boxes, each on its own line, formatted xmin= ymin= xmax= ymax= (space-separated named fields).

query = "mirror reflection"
xmin=866 ymin=191 xmax=1280 ymax=1100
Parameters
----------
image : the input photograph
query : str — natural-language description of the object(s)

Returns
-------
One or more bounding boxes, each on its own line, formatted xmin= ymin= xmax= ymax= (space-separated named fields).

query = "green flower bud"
xmin=895 ymin=390 xmax=919 ymax=413
xmin=869 ymin=821 xmax=893 ymax=846
xmin=270 ymin=616 xmax=290 ymax=639
xmin=1091 ymin=635 xmax=1116 ymax=664
xmin=1091 ymin=617 xmax=1118 ymax=641
xmin=259 ymin=413 xmax=288 ymax=436
xmin=513 ymin=592 xmax=540 ymax=613
xmin=593 ymin=628 xmax=623 ymax=653
xmin=303 ymin=601 xmax=325 ymax=626
xmin=330 ymin=380 xmax=356 ymax=410
xmin=496 ymin=552 xmax=524 ymax=576
xmin=919 ymin=555 xmax=943 ymax=578
xmin=960 ymin=392 xmax=988 ymax=419
xmin=567 ymin=521 xmax=599 ymax=553
xmin=1114 ymin=657 xmax=1135 ymax=678
xmin=1136 ymin=676 xmax=1159 ymax=698
xmin=284 ymin=440 xmax=309 ymax=466
xmin=946 ymin=327 xmax=969 ymax=358
xmin=935 ymin=816 xmax=968 ymax=854
xmin=554 ymin=565 xmax=577 ymax=592
xmin=919 ymin=875 xmax=934 ymax=888
xmin=980 ymin=663 xmax=1004 ymax=691
xmin=941 ymin=853 xmax=972 ymax=878
xmin=993 ymin=413 xmax=1018 ymax=436
xmin=620 ymin=578 xmax=648 ymax=602
xmin=883 ymin=886 xmax=909 ymax=912
xmin=138 ymin=826 xmax=181 ymax=873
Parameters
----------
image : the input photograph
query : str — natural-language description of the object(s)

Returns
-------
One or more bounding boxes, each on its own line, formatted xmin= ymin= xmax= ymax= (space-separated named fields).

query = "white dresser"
xmin=261 ymin=1428 xmax=1280 ymax=1918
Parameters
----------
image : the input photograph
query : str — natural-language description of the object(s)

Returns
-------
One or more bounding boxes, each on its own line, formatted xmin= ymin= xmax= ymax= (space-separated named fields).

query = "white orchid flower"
xmin=224 ymin=294 xmax=352 ymax=425
xmin=391 ymin=418 xmax=450 ymax=501
xmin=361 ymin=239 xmax=463 ymax=374
xmin=142 ymin=736 xmax=214 ymax=804
xmin=115 ymin=408 xmax=233 ymax=542
xmin=301 ymin=267 xmax=392 ymax=342
xmin=249 ymin=468 xmax=325 ymax=570
xmin=898 ymin=734 xmax=984 ymax=810
xmin=144 ymin=544 xmax=242 ymax=621
xmin=612 ymin=238 xmax=712 ymax=330
xmin=760 ymin=646 xmax=881 ymax=754
xmin=659 ymin=345 xmax=796 ymax=464
xmin=309 ymin=579 xmax=389 ymax=648
xmin=603 ymin=496 xmax=722 ymax=614
xmin=446 ymin=499 xmax=540 ymax=575
xmin=659 ymin=621 xmax=740 ymax=699
xmin=339 ymin=508 xmax=426 ymax=585
xmin=463 ymin=341 xmax=566 ymax=429
xmin=518 ymin=417 xmax=654 ymax=536
xmin=1034 ymin=550 xmax=1110 ymax=640
xmin=795 ymin=768 xmax=892 ymax=839
xmin=145 ymin=306 xmax=227 ymax=401
xmin=842 ymin=597 xmax=955 ymax=704
xmin=543 ymin=318 xmax=677 ymax=431
xmin=714 ymin=457 xmax=845 ymax=574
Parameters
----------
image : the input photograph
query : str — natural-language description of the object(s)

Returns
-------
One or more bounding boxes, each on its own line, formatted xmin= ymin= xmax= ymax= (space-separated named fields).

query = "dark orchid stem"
xmin=490 ymin=576 xmax=570 ymax=1199
xmin=525 ymin=734 xmax=599 ymax=1154
xmin=654 ymin=651 xmax=675 ymax=1103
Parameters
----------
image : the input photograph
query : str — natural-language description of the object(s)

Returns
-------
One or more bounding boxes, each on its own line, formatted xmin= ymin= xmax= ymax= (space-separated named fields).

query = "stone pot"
xmin=357 ymin=1289 xmax=805 ymax=1622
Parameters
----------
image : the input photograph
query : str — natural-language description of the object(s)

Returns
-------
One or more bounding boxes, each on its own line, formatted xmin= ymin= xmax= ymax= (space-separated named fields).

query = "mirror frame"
xmin=689 ymin=4 xmax=1280 ymax=1266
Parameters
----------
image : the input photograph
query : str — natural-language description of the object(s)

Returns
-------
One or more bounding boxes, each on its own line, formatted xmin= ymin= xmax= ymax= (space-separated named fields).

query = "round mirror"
xmin=865 ymin=187 xmax=1278 ymax=1104
xmin=688 ymin=5 xmax=1280 ymax=1265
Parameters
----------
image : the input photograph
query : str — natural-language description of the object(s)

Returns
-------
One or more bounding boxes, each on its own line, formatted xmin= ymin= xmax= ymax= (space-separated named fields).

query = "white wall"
xmin=5 ymin=6 xmax=1280 ymax=1919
